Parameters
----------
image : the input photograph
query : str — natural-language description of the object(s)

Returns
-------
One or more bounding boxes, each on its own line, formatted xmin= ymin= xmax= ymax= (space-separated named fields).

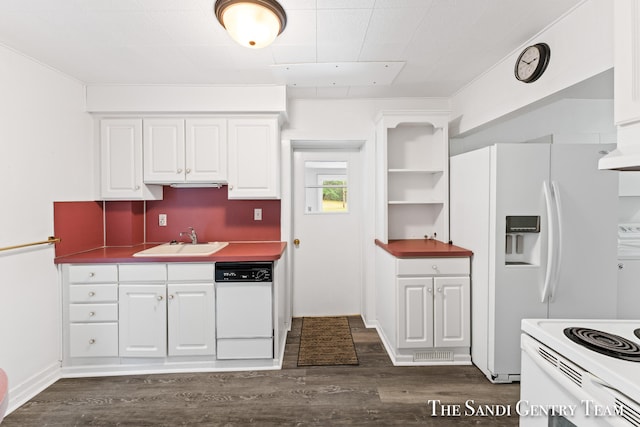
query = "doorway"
xmin=291 ymin=147 xmax=363 ymax=316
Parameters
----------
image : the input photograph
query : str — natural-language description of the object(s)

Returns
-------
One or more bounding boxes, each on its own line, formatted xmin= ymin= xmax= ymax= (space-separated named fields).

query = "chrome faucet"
xmin=179 ymin=227 xmax=198 ymax=244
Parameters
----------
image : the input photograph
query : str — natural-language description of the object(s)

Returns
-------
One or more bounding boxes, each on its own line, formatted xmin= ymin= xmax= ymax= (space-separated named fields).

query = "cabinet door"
xmin=227 ymin=118 xmax=280 ymax=199
xmin=615 ymin=0 xmax=640 ymax=125
xmin=433 ymin=276 xmax=470 ymax=347
xmin=119 ymin=284 xmax=166 ymax=357
xmin=100 ymin=119 xmax=162 ymax=200
xmin=167 ymin=283 xmax=215 ymax=356
xmin=143 ymin=119 xmax=186 ymax=183
xmin=185 ymin=118 xmax=227 ymax=183
xmin=397 ymin=277 xmax=434 ymax=349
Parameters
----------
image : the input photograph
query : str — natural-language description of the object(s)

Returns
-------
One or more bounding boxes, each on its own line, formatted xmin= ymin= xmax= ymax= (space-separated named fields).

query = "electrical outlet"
xmin=159 ymin=214 xmax=167 ymax=227
xmin=254 ymin=208 xmax=262 ymax=221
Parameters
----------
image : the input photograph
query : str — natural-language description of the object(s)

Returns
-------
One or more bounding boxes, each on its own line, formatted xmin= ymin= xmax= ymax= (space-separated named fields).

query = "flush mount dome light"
xmin=214 ymin=0 xmax=287 ymax=49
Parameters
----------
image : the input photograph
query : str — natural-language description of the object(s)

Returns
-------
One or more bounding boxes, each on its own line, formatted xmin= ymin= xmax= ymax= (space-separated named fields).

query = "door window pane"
xmin=304 ymin=161 xmax=348 ymax=213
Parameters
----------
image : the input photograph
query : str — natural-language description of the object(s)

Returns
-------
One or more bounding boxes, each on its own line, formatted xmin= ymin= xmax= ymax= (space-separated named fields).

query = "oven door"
xmin=520 ymin=334 xmax=634 ymax=427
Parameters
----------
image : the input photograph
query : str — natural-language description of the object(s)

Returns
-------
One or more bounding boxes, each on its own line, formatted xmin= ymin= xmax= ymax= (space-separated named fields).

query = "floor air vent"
xmin=414 ymin=350 xmax=453 ymax=362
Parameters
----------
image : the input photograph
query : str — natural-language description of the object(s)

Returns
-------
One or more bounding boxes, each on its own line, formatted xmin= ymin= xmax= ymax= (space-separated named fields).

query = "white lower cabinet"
xmin=66 ymin=265 xmax=119 ymax=358
xmin=118 ymin=263 xmax=216 ymax=358
xmin=167 ymin=263 xmax=215 ymax=356
xmin=398 ymin=276 xmax=470 ymax=349
xmin=375 ymin=248 xmax=471 ymax=365
xmin=62 ymin=260 xmax=284 ymax=375
xmin=119 ymin=284 xmax=167 ymax=357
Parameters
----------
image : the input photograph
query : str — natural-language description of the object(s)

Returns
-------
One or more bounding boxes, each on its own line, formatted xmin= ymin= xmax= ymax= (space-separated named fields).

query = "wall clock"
xmin=514 ymin=43 xmax=550 ymax=83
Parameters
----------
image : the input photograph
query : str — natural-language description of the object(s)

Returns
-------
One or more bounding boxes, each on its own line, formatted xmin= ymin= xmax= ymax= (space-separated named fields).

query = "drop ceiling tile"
xmin=364 ymin=7 xmax=427 ymax=44
xmin=278 ymin=0 xmax=317 ymax=11
xmin=317 ymin=0 xmax=375 ymax=9
xmin=271 ymin=45 xmax=317 ymax=64
xmin=316 ymin=8 xmax=371 ymax=45
xmin=146 ymin=10 xmax=223 ymax=46
xmin=316 ymin=43 xmax=362 ymax=63
xmin=374 ymin=0 xmax=434 ymax=8
xmin=274 ymin=9 xmax=317 ymax=47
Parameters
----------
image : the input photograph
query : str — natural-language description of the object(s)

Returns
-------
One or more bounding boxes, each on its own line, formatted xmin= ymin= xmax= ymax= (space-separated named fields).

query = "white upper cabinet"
xmin=100 ymin=119 xmax=163 ymax=200
xmin=615 ymin=0 xmax=640 ymax=126
xmin=186 ymin=118 xmax=227 ymax=183
xmin=227 ymin=117 xmax=280 ymax=199
xmin=143 ymin=118 xmax=227 ymax=184
xmin=143 ymin=119 xmax=185 ymax=183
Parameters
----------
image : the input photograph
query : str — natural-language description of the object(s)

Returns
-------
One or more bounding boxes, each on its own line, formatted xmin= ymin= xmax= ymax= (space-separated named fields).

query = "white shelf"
xmin=375 ymin=111 xmax=450 ymax=243
xmin=388 ymin=169 xmax=443 ymax=174
xmin=388 ymin=200 xmax=445 ymax=205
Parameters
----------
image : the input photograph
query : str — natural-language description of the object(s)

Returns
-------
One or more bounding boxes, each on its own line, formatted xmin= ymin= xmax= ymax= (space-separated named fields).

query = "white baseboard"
xmin=6 ymin=362 xmax=61 ymax=416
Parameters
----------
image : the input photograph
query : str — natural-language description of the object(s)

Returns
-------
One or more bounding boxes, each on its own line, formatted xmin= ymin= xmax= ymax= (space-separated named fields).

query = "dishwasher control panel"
xmin=215 ymin=262 xmax=273 ymax=282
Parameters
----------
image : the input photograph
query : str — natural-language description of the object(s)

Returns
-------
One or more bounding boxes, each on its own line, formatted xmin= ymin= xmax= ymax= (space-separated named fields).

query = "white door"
xmin=292 ymin=149 xmax=362 ymax=316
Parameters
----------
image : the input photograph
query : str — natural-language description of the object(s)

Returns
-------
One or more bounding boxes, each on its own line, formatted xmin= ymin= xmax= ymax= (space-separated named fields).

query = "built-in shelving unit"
xmin=375 ymin=110 xmax=450 ymax=243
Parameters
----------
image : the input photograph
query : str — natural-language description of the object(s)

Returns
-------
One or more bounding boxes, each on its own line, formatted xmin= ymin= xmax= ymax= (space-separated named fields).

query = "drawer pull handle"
xmin=89 ymin=339 xmax=96 ymax=344
xmin=168 ymin=294 xmax=174 ymax=300
xmin=157 ymin=295 xmax=164 ymax=301
xmin=89 ymin=272 xmax=95 ymax=277
xmin=88 ymin=291 xmax=95 ymax=297
xmin=428 ymin=288 xmax=433 ymax=293
xmin=432 ymin=265 xmax=438 ymax=270
xmin=89 ymin=311 xmax=95 ymax=317
xmin=437 ymin=288 xmax=442 ymax=293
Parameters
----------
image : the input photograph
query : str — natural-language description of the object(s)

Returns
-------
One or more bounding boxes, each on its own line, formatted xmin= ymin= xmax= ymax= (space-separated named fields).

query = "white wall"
xmin=450 ymin=0 xmax=613 ymax=137
xmin=281 ymin=97 xmax=449 ymax=325
xmin=0 ymin=45 xmax=93 ymax=413
xmin=451 ymin=98 xmax=616 ymax=155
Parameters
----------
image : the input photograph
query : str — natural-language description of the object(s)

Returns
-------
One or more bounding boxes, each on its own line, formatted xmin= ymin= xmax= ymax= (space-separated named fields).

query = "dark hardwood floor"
xmin=3 ymin=317 xmax=520 ymax=426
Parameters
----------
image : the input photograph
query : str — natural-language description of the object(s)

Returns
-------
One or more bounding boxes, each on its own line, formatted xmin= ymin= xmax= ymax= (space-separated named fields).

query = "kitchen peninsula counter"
xmin=54 ymin=241 xmax=286 ymax=264
xmin=375 ymin=239 xmax=472 ymax=258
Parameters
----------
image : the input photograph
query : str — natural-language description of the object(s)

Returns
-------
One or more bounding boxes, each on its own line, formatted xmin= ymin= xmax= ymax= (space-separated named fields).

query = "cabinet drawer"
xmin=69 ymin=284 xmax=117 ymax=302
xmin=119 ymin=263 xmax=166 ymax=282
xmin=68 ymin=265 xmax=117 ymax=283
xmin=397 ymin=257 xmax=470 ymax=276
xmin=69 ymin=303 xmax=118 ymax=322
xmin=168 ymin=263 xmax=214 ymax=281
xmin=69 ymin=323 xmax=118 ymax=358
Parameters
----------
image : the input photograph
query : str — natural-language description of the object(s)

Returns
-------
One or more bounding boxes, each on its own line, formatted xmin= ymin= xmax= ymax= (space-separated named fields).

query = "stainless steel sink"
xmin=133 ymin=242 xmax=229 ymax=257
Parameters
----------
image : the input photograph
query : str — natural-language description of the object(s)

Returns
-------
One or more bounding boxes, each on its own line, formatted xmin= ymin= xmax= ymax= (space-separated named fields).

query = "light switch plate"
xmin=254 ymin=208 xmax=262 ymax=221
xmin=159 ymin=214 xmax=167 ymax=226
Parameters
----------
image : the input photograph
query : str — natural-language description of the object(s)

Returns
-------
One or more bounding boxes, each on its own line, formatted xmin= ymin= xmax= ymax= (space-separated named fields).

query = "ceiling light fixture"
xmin=214 ymin=0 xmax=287 ymax=49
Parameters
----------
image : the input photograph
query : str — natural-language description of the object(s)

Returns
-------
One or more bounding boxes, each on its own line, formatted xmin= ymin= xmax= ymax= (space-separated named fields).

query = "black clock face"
xmin=515 ymin=43 xmax=550 ymax=83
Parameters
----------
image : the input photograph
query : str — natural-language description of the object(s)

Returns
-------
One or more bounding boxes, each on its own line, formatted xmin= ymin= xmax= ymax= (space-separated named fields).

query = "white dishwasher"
xmin=215 ymin=262 xmax=273 ymax=359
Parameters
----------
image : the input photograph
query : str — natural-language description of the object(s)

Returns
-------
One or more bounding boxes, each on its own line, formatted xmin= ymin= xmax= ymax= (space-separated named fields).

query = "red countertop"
xmin=375 ymin=239 xmax=472 ymax=258
xmin=54 ymin=241 xmax=287 ymax=264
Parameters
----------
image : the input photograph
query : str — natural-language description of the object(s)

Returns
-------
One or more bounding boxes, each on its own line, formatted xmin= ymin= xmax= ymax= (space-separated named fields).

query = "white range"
xmin=521 ymin=318 xmax=640 ymax=426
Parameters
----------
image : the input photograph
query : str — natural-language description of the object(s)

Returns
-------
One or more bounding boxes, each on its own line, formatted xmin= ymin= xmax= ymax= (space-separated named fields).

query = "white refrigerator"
xmin=450 ymin=143 xmax=618 ymax=383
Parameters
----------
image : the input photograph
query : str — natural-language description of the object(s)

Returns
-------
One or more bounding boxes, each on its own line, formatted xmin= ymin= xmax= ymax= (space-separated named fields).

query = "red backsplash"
xmin=146 ymin=186 xmax=281 ymax=243
xmin=53 ymin=201 xmax=104 ymax=257
xmin=105 ymin=201 xmax=145 ymax=246
xmin=53 ymin=187 xmax=281 ymax=257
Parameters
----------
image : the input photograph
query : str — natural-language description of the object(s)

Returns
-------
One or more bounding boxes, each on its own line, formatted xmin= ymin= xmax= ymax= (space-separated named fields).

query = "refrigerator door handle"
xmin=541 ymin=181 xmax=556 ymax=303
xmin=548 ymin=181 xmax=563 ymax=301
